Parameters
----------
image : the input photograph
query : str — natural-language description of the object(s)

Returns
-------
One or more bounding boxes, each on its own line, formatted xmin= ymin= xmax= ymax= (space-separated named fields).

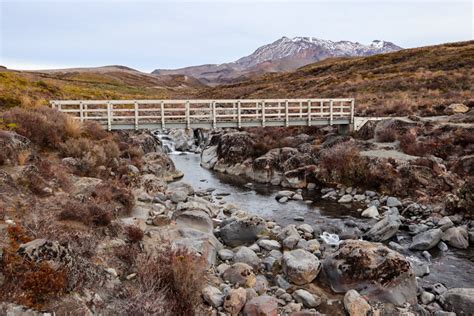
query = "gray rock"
xmin=298 ymin=224 xmax=314 ymax=234
xmin=202 ymin=285 xmax=224 ymax=307
xmin=234 ymin=246 xmax=260 ymax=269
xmin=243 ymin=295 xmax=278 ymax=316
xmin=293 ymin=216 xmax=304 ymax=221
xmin=283 ymin=234 xmax=301 ymax=249
xmin=216 ymin=263 xmax=230 ymax=275
xmin=253 ymin=275 xmax=269 ymax=295
xmin=431 ymin=283 xmax=447 ymax=296
xmin=171 ymin=190 xmax=188 ymax=203
xmin=386 ymin=197 xmax=402 ymax=207
xmin=282 ymin=249 xmax=321 ymax=285
xmin=338 ymin=194 xmax=353 ymax=203
xmin=407 ymin=256 xmax=430 ymax=277
xmin=293 ymin=289 xmax=321 ymax=308
xmin=278 ymin=197 xmax=289 ymax=203
xmin=293 ymin=193 xmax=304 ymax=200
xmin=365 ymin=212 xmax=401 ymax=242
xmin=276 ymin=190 xmax=294 ymax=199
xmin=218 ymin=249 xmax=234 ymax=261
xmin=361 ymin=205 xmax=379 ymax=218
xmin=274 ymin=274 xmax=292 ymax=290
xmin=409 ymin=229 xmax=442 ymax=250
xmin=440 ymin=288 xmax=474 ymax=315
xmin=175 ymin=210 xmax=213 ymax=234
xmin=219 ymin=216 xmax=266 ymax=247
xmin=438 ymin=216 xmax=454 ymax=231
xmin=437 ymin=241 xmax=449 ymax=252
xmin=257 ymin=239 xmax=281 ymax=251
xmin=420 ymin=291 xmax=435 ymax=304
xmin=441 ymin=226 xmax=469 ymax=249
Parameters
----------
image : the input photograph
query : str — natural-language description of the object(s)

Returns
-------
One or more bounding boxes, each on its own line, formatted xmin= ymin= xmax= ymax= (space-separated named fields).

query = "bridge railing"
xmin=51 ymin=98 xmax=354 ymax=130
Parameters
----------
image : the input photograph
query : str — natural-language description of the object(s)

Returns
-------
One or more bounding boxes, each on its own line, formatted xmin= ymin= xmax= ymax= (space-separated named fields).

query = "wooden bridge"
xmin=51 ymin=98 xmax=355 ymax=131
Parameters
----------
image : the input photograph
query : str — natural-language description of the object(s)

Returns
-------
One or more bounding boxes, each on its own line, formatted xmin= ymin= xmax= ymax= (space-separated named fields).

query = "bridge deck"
xmin=51 ymin=98 xmax=354 ymax=130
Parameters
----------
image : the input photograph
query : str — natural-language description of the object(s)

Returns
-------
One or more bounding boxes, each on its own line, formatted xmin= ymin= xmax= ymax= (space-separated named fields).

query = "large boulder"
xmin=219 ymin=216 xmax=266 ymax=247
xmin=282 ymin=249 xmax=321 ymax=285
xmin=445 ymin=103 xmax=469 ymax=114
xmin=364 ymin=212 xmax=401 ymax=242
xmin=441 ymin=226 xmax=469 ymax=249
xmin=243 ymin=295 xmax=278 ymax=316
xmin=216 ymin=132 xmax=256 ymax=165
xmin=440 ymin=288 xmax=474 ymax=315
xmin=409 ymin=228 xmax=442 ymax=250
xmin=174 ymin=210 xmax=214 ymax=234
xmin=169 ymin=129 xmax=195 ymax=151
xmin=323 ymin=240 xmax=417 ymax=306
xmin=201 ymin=145 xmax=218 ymax=169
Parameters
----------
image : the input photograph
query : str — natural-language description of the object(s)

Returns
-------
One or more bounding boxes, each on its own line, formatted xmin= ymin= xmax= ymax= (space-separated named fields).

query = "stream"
xmin=170 ymin=152 xmax=474 ymax=289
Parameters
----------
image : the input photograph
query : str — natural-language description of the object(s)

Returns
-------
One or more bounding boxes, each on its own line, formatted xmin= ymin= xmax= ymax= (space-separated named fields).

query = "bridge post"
xmin=285 ymin=100 xmax=289 ymax=127
xmin=329 ymin=100 xmax=334 ymax=126
xmin=160 ymin=101 xmax=165 ymax=130
xmin=237 ymin=101 xmax=241 ymax=128
xmin=106 ymin=101 xmax=112 ymax=131
xmin=350 ymin=98 xmax=355 ymax=125
xmin=134 ymin=101 xmax=139 ymax=130
xmin=79 ymin=101 xmax=84 ymax=122
xmin=261 ymin=101 xmax=266 ymax=127
xmin=84 ymin=103 xmax=88 ymax=120
xmin=185 ymin=100 xmax=190 ymax=129
xmin=299 ymin=101 xmax=303 ymax=118
xmin=212 ymin=101 xmax=216 ymax=129
xmin=307 ymin=100 xmax=312 ymax=126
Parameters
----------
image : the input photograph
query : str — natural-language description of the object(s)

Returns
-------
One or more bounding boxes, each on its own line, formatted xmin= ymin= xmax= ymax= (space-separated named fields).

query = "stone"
xmin=298 ymin=224 xmax=314 ymax=234
xmin=243 ymin=295 xmax=278 ymax=316
xmin=283 ymin=234 xmax=301 ymax=250
xmin=386 ymin=197 xmax=402 ymax=208
xmin=440 ymin=288 xmax=474 ymax=315
xmin=338 ymin=194 xmax=353 ymax=203
xmin=17 ymin=239 xmax=73 ymax=266
xmin=420 ymin=291 xmax=435 ymax=305
xmin=274 ymin=274 xmax=291 ymax=290
xmin=175 ymin=210 xmax=214 ymax=234
xmin=223 ymin=287 xmax=247 ymax=314
xmin=171 ymin=190 xmax=188 ymax=203
xmin=364 ymin=212 xmax=401 ymax=242
xmin=257 ymin=239 xmax=281 ymax=251
xmin=409 ymin=229 xmax=442 ymax=250
xmin=445 ymin=103 xmax=469 ymax=114
xmin=222 ymin=263 xmax=256 ymax=288
xmin=234 ymin=247 xmax=260 ymax=270
xmin=307 ymin=183 xmax=316 ymax=190
xmin=219 ymin=215 xmax=266 ymax=247
xmin=323 ymin=240 xmax=417 ymax=306
xmin=407 ymin=256 xmax=430 ymax=277
xmin=278 ymin=197 xmax=289 ymax=203
xmin=276 ymin=190 xmax=295 ymax=200
xmin=293 ymin=216 xmax=305 ymax=221
xmin=438 ymin=216 xmax=454 ymax=231
xmin=361 ymin=206 xmax=379 ymax=218
xmin=253 ymin=275 xmax=269 ymax=295
xmin=437 ymin=241 xmax=449 ymax=251
xmin=151 ymin=214 xmax=171 ymax=226
xmin=441 ymin=226 xmax=469 ymax=249
xmin=293 ymin=289 xmax=321 ymax=308
xmin=432 ymin=283 xmax=448 ymax=296
xmin=293 ymin=193 xmax=304 ymax=201
xmin=202 ymin=285 xmax=224 ymax=307
xmin=344 ymin=289 xmax=371 ymax=316
xmin=282 ymin=249 xmax=321 ymax=285
xmin=217 ymin=263 xmax=231 ymax=275
xmin=218 ymin=249 xmax=234 ymax=261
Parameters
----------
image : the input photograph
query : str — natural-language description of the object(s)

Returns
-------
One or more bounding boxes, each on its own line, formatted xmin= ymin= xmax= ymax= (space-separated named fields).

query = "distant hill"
xmin=0 ymin=65 xmax=204 ymax=108
xmin=153 ymin=36 xmax=402 ymax=85
xmin=196 ymin=41 xmax=474 ymax=116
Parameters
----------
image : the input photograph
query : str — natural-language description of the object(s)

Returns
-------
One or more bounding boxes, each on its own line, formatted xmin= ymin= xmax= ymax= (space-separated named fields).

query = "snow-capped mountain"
xmin=153 ymin=36 xmax=402 ymax=85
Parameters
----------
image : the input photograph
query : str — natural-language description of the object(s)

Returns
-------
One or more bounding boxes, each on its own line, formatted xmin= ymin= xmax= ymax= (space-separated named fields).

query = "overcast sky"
xmin=0 ymin=0 xmax=472 ymax=72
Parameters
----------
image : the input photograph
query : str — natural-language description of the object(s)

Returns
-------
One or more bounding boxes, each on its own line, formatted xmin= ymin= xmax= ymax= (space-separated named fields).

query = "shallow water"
xmin=171 ymin=153 xmax=474 ymax=289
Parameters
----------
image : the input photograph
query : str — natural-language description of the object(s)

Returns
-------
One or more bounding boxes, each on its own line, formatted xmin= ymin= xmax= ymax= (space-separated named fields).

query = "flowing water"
xmin=170 ymin=152 xmax=474 ymax=289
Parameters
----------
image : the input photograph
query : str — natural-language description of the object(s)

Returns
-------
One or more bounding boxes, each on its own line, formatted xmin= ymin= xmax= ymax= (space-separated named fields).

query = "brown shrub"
xmin=118 ymin=246 xmax=207 ymax=315
xmin=59 ymin=200 xmax=112 ymax=226
xmin=0 ymin=225 xmax=67 ymax=309
xmin=398 ymin=132 xmax=429 ymax=156
xmin=318 ymin=142 xmax=370 ymax=186
xmin=125 ymin=225 xmax=144 ymax=243
xmin=92 ymin=180 xmax=134 ymax=216
xmin=81 ymin=121 xmax=109 ymax=140
xmin=1 ymin=107 xmax=69 ymax=149
xmin=375 ymin=126 xmax=398 ymax=142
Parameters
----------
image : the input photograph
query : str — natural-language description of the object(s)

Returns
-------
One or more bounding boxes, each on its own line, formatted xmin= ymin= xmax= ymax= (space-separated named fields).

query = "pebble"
xmin=293 ymin=216 xmax=304 ymax=221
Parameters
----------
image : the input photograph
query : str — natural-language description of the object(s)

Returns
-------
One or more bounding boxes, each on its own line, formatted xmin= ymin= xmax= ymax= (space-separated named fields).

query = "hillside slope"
xmin=0 ymin=66 xmax=203 ymax=108
xmin=197 ymin=41 xmax=474 ymax=116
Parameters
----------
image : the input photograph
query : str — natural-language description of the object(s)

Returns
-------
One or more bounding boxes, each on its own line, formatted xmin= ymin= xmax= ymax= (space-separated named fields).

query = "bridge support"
xmin=337 ymin=124 xmax=354 ymax=135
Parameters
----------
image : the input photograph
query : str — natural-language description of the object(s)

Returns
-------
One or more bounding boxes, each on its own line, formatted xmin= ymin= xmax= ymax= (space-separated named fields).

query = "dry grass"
xmin=64 ymin=116 xmax=82 ymax=138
